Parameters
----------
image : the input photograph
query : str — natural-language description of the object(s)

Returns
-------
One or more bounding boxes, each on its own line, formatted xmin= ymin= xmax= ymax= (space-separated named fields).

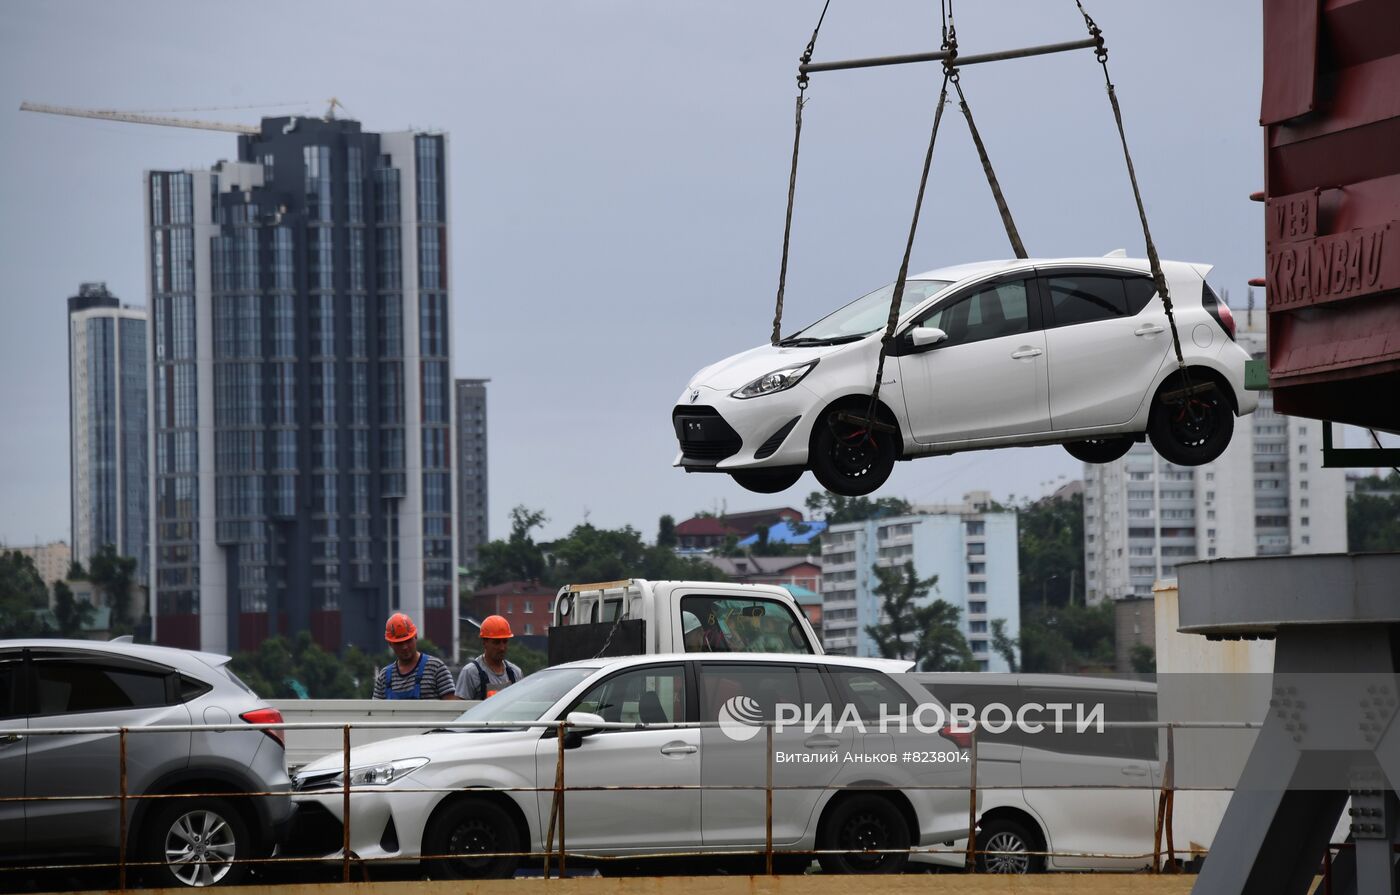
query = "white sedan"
xmin=289 ymin=653 xmax=973 ymax=878
xmin=673 ymin=256 xmax=1256 ymax=495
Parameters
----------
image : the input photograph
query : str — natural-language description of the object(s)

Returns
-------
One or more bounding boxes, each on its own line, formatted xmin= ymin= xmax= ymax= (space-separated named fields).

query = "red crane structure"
xmin=1258 ymin=0 xmax=1400 ymax=437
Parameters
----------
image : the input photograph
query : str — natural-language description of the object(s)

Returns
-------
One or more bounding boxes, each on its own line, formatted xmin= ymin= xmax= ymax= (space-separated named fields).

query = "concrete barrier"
xmin=269 ymin=699 xmax=476 ymax=769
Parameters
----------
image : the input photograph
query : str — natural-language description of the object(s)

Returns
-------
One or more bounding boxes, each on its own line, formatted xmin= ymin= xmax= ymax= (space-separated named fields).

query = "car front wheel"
xmin=817 ymin=794 xmax=910 ymax=874
xmin=1148 ymin=380 xmax=1233 ymax=466
xmin=810 ymin=410 xmax=897 ymax=497
xmin=731 ymin=467 xmax=804 ymax=493
xmin=142 ymin=797 xmax=251 ymax=888
xmin=424 ymin=798 xmax=521 ymax=880
xmin=1063 ymin=437 xmax=1134 ymax=464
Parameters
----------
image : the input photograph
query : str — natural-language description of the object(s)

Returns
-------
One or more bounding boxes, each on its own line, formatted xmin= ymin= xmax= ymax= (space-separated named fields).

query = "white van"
xmin=912 ymin=672 xmax=1160 ymax=873
xmin=548 ymin=579 xmax=823 ymax=663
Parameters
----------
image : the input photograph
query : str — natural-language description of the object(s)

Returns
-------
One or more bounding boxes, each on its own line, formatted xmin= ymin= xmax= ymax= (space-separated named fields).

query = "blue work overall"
xmin=382 ymin=653 xmax=427 ymax=700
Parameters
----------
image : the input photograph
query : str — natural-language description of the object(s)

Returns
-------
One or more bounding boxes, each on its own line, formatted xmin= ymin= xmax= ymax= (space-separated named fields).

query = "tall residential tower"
xmin=147 ymin=117 xmax=457 ymax=656
xmin=454 ymin=378 xmax=489 ymax=573
xmin=68 ymin=282 xmax=148 ymax=581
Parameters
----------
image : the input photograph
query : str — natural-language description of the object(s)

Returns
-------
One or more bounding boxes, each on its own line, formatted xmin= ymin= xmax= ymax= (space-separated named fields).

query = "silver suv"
xmin=0 ymin=639 xmax=293 ymax=887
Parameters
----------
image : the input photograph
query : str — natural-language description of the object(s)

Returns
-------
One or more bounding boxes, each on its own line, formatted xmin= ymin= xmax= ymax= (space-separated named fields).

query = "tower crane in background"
xmin=18 ymin=99 xmax=349 ymax=134
xmin=19 ymin=101 xmax=259 ymax=134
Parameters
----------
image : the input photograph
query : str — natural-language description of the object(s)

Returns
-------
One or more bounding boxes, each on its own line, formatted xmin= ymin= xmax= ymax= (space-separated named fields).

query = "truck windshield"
xmin=451 ymin=666 xmax=597 ymax=726
xmin=680 ymin=595 xmax=815 ymax=654
xmin=780 ymin=279 xmax=953 ymax=344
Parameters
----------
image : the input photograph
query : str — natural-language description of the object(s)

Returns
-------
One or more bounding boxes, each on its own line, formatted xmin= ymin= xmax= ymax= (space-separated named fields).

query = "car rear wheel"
xmin=810 ymin=410 xmax=897 ymax=497
xmin=1148 ymin=380 xmax=1233 ymax=466
xmin=731 ymin=467 xmax=804 ymax=493
xmin=424 ymin=798 xmax=521 ymax=880
xmin=817 ymin=794 xmax=910 ymax=874
xmin=1063 ymin=437 xmax=1134 ymax=464
xmin=142 ymin=797 xmax=251 ymax=888
xmin=976 ymin=817 xmax=1044 ymax=874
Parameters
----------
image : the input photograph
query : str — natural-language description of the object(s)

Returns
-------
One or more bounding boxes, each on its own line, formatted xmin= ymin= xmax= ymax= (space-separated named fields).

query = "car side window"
xmin=1044 ymin=275 xmax=1129 ymax=326
xmin=568 ymin=664 xmax=685 ymax=726
xmin=32 ymin=659 xmax=170 ymax=716
xmin=1123 ymin=276 xmax=1157 ymax=315
xmin=698 ymin=664 xmax=805 ymax=723
xmin=917 ymin=279 xmax=1030 ymax=347
xmin=828 ymin=668 xmax=913 ymax=723
xmin=0 ymin=659 xmax=21 ymax=720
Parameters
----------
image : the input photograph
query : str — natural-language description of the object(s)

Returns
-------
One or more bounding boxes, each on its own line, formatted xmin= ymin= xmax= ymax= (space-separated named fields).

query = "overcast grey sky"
xmin=0 ymin=1 xmax=1269 ymax=545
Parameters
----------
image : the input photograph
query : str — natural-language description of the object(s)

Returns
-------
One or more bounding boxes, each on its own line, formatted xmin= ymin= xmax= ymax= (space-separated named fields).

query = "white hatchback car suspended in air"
xmin=673 ymin=256 xmax=1256 ymax=496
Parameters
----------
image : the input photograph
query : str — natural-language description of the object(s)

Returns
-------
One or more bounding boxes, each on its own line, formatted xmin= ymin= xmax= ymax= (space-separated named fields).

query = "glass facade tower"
xmin=147 ymin=117 xmax=456 ymax=657
xmin=454 ymin=378 xmax=488 ymax=572
xmin=68 ymin=282 xmax=148 ymax=584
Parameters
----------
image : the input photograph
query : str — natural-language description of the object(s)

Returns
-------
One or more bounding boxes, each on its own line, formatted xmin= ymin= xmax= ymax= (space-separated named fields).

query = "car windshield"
xmin=783 ymin=279 xmax=953 ymax=344
xmin=449 ymin=666 xmax=597 ymax=727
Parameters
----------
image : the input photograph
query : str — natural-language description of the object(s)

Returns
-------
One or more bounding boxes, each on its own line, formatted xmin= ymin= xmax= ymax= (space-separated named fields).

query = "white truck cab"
xmin=548 ymin=578 xmax=823 ymax=663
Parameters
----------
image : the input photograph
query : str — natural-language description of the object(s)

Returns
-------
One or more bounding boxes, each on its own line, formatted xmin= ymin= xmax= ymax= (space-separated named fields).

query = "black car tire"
xmin=817 ymin=794 xmax=911 ymax=874
xmin=423 ymin=798 xmax=521 ymax=880
xmin=142 ymin=797 xmax=252 ymax=888
xmin=810 ymin=411 xmax=897 ymax=497
xmin=731 ymin=467 xmax=804 ymax=494
xmin=975 ymin=816 xmax=1044 ymax=874
xmin=1063 ymin=437 xmax=1134 ymax=464
xmin=1148 ymin=381 xmax=1233 ymax=466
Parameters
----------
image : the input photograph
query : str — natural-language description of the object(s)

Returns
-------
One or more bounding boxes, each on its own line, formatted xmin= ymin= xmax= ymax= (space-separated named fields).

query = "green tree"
xmin=1019 ymin=602 xmax=1116 ymax=673
xmin=542 ymin=523 xmax=721 ymax=586
xmin=508 ymin=642 xmax=548 ymax=677
xmin=1017 ymin=492 xmax=1084 ymax=608
xmin=87 ymin=544 xmax=138 ymax=635
xmin=990 ymin=618 xmax=1019 ymax=672
xmin=656 ymin=515 xmax=677 ymax=549
xmin=0 ymin=551 xmax=52 ymax=637
xmin=1348 ymin=473 xmax=1400 ymax=551
xmin=1130 ymin=644 xmax=1156 ymax=675
xmin=805 ymin=492 xmax=912 ymax=525
xmin=474 ymin=506 xmax=549 ymax=586
xmin=864 ymin=562 xmax=978 ymax=671
xmin=52 ymin=580 xmax=95 ymax=637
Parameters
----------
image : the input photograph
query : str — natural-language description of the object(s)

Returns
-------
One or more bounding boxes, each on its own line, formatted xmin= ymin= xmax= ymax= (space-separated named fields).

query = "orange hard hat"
xmin=480 ymin=615 xmax=514 ymax=640
xmin=385 ymin=612 xmax=418 ymax=643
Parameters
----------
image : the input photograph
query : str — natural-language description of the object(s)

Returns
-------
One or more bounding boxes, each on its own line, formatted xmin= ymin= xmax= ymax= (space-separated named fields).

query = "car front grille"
xmin=673 ymin=406 xmax=742 ymax=464
xmin=282 ymin=801 xmax=344 ymax=857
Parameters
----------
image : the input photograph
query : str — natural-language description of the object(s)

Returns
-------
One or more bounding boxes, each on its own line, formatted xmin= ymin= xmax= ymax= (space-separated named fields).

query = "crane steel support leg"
xmin=1189 ymin=623 xmax=1400 ymax=895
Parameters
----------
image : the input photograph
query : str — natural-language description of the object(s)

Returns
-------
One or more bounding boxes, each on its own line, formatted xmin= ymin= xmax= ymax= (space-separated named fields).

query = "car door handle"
xmin=1135 ymin=324 xmax=1164 ymax=336
xmin=804 ymin=736 xmax=841 ymax=750
xmin=1010 ymin=347 xmax=1043 ymax=359
xmin=0 ymin=734 xmax=21 ymax=745
xmin=1121 ymin=766 xmax=1149 ymax=777
xmin=660 ymin=743 xmax=698 ymax=755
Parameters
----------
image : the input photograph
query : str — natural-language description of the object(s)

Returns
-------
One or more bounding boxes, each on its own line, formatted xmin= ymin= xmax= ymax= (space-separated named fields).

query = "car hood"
xmin=297 ymin=726 xmax=543 ymax=776
xmin=687 ymin=342 xmax=856 ymax=391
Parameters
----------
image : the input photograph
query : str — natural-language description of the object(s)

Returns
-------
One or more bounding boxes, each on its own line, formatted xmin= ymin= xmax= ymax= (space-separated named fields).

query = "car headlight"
xmin=338 ymin=757 xmax=430 ymax=787
xmin=731 ymin=360 xmax=818 ymax=399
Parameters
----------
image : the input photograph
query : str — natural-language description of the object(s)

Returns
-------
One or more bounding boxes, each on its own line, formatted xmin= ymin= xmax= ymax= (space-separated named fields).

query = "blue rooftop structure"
xmin=736 ymin=519 xmax=827 ymax=548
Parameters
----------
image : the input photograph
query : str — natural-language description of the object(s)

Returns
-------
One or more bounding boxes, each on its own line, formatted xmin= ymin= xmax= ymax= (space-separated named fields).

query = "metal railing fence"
xmin=0 ymin=717 xmax=1268 ymax=889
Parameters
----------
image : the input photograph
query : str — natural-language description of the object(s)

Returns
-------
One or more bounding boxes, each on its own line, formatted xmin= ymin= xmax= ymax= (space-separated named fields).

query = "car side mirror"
xmin=563 ymin=711 xmax=607 ymax=748
xmin=910 ymin=326 xmax=949 ymax=348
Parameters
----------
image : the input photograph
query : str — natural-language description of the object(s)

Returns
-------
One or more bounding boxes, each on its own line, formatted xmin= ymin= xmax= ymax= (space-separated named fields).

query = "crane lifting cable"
xmin=768 ymin=0 xmax=1200 ymax=444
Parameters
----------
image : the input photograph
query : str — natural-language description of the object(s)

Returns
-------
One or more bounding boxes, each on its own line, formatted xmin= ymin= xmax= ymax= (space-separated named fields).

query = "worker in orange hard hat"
xmin=374 ymin=612 xmax=460 ymax=700
xmin=456 ymin=614 xmax=525 ymax=700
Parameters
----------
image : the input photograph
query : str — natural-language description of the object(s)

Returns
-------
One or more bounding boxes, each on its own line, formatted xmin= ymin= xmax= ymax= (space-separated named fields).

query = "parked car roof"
xmin=551 ymin=651 xmax=913 ymax=673
xmin=1 ymin=638 xmax=233 ymax=671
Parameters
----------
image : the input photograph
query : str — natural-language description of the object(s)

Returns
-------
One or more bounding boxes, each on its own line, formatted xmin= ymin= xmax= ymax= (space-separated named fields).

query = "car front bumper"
xmin=672 ymin=384 xmax=819 ymax=471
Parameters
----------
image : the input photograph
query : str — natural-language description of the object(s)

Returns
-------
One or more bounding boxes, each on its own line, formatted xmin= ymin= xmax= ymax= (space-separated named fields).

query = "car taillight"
xmin=1216 ymin=301 xmax=1237 ymax=340
xmin=940 ymin=724 xmax=973 ymax=749
xmin=241 ymin=707 xmax=285 ymax=748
